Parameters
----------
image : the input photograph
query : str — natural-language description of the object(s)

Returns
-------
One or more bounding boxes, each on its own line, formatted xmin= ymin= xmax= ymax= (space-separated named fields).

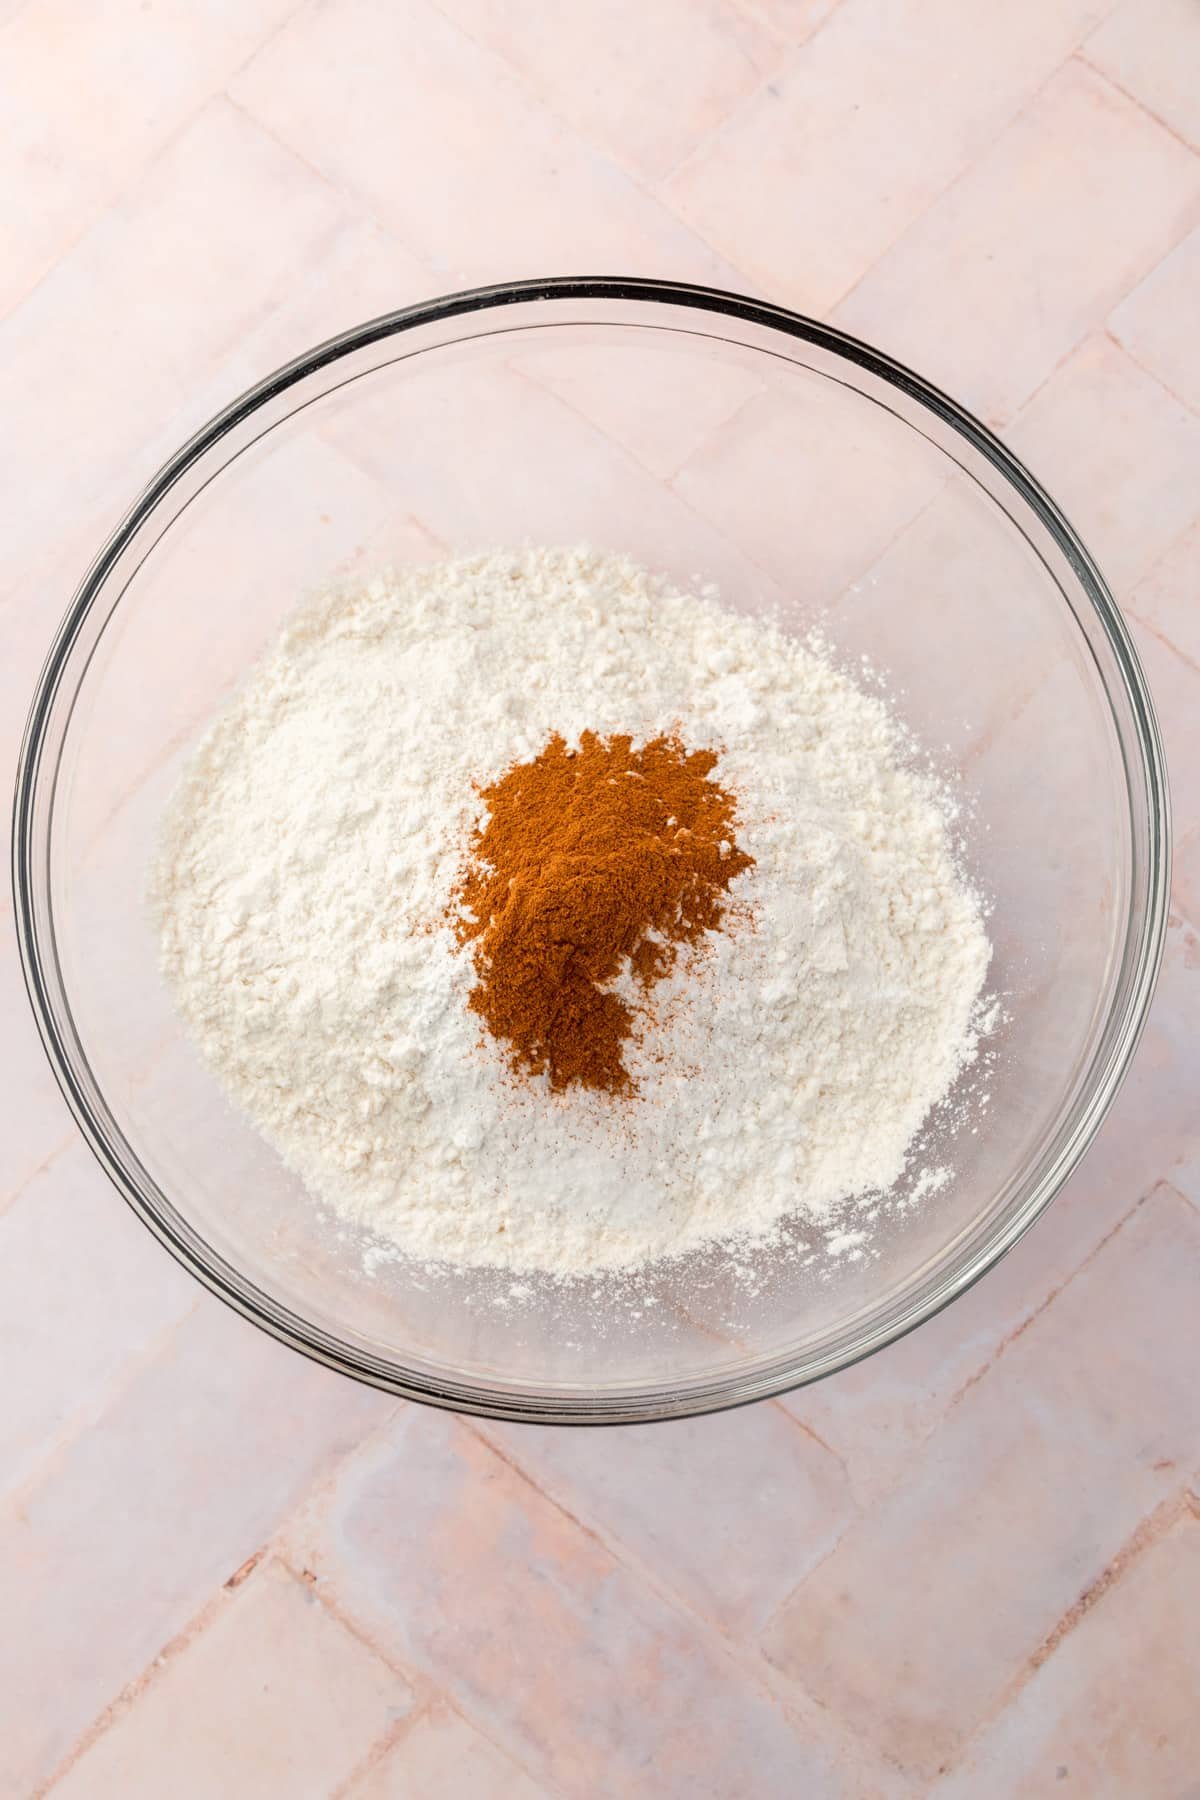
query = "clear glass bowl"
xmin=13 ymin=279 xmax=1169 ymax=1423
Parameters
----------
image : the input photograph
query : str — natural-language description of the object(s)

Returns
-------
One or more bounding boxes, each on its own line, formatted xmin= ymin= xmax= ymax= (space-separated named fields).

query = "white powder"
xmin=153 ymin=546 xmax=990 ymax=1278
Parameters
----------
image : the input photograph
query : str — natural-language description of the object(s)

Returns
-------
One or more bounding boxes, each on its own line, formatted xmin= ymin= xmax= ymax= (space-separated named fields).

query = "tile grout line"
xmin=830 ymin=48 xmax=1200 ymax=341
xmin=39 ymin=1552 xmax=430 ymax=1800
xmin=37 ymin=1398 xmax=409 ymax=1794
xmin=772 ymin=1400 xmax=857 ymax=1488
xmin=940 ymin=1182 xmax=1165 ymax=1417
xmin=752 ymin=1493 xmax=880 ymax=1652
xmin=422 ymin=0 xmax=793 ymax=196
xmin=219 ymin=88 xmax=378 ymax=228
xmin=277 ymin=1552 xmax=424 ymax=1687
xmin=931 ymin=1485 xmax=1198 ymax=1786
xmin=0 ymin=2 xmax=314 ymax=334
xmin=462 ymin=1419 xmax=888 ymax=1787
xmin=0 ymin=1129 xmax=75 ymax=1220
xmin=436 ymin=1692 xmax=572 ymax=1800
xmin=665 ymin=0 xmax=1128 ymax=243
xmin=36 ymin=1554 xmax=254 ymax=1795
xmin=227 ymin=14 xmax=749 ymax=295
xmin=278 ymin=1549 xmax=563 ymax=1798
xmin=826 ymin=53 xmax=1081 ymax=325
xmin=1075 ymin=47 xmax=1200 ymax=159
xmin=509 ymin=347 xmax=755 ymax=488
xmin=754 ymin=1181 xmax=1192 ymax=1649
xmin=1101 ymin=324 xmax=1200 ymax=422
xmin=1001 ymin=325 xmax=1108 ymax=431
xmin=0 ymin=1296 xmax=205 ymax=1524
xmin=328 ymin=1702 xmax=435 ymax=1800
xmin=660 ymin=0 xmax=864 ymax=201
xmin=1117 ymin=500 xmax=1200 ymax=621
xmin=1128 ymin=607 xmax=1200 ymax=680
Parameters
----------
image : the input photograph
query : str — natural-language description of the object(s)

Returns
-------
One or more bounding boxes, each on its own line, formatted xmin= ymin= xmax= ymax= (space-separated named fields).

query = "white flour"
xmin=153 ymin=547 xmax=990 ymax=1277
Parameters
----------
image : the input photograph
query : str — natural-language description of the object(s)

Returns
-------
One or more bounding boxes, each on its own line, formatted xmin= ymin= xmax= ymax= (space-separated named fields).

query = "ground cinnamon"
xmin=452 ymin=730 xmax=753 ymax=1094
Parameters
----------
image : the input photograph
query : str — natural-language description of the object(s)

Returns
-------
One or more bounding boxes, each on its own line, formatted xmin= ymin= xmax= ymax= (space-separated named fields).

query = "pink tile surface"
xmin=481 ymin=1403 xmax=856 ymax=1634
xmin=229 ymin=0 xmax=741 ymax=289
xmin=0 ymin=98 xmax=349 ymax=581
xmin=0 ymin=1145 xmax=196 ymax=1498
xmin=1110 ymin=223 xmax=1200 ymax=414
xmin=0 ymin=1306 xmax=391 ymax=1795
xmin=433 ymin=0 xmax=780 ymax=181
xmin=1127 ymin=620 xmax=1200 ymax=830
xmin=1084 ymin=0 xmax=1200 ymax=150
xmin=279 ymin=1410 xmax=895 ymax=1799
xmin=0 ymin=0 xmax=298 ymax=318
xmin=1007 ymin=333 xmax=1200 ymax=597
xmin=347 ymin=1704 xmax=549 ymax=1799
xmin=52 ymin=1560 xmax=412 ymax=1800
xmin=0 ymin=902 xmax=74 ymax=1207
xmin=668 ymin=0 xmax=1112 ymax=312
xmin=1125 ymin=515 xmax=1200 ymax=673
xmin=762 ymin=1190 xmax=1200 ymax=1778
xmin=783 ymin=911 xmax=1200 ymax=1497
xmin=836 ymin=59 xmax=1200 ymax=423
xmin=1175 ymin=828 xmax=1200 ymax=940
xmin=1 ymin=4 xmax=1197 ymax=1794
xmin=672 ymin=384 xmax=945 ymax=602
xmin=933 ymin=1508 xmax=1200 ymax=1797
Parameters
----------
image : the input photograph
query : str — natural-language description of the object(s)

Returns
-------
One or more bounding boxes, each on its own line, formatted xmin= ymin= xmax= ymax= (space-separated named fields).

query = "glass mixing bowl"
xmin=13 ymin=278 xmax=1168 ymax=1423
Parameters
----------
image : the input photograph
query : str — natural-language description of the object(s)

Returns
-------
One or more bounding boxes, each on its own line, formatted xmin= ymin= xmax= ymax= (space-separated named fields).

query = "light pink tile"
xmin=0 ymin=98 xmax=349 ymax=585
xmin=0 ymin=0 xmax=298 ymax=317
xmin=837 ymin=61 xmax=1200 ymax=424
xmin=53 ymin=1559 xmax=411 ymax=1800
xmin=935 ymin=1513 xmax=1200 ymax=1798
xmin=481 ymin=1403 xmax=855 ymax=1634
xmin=1124 ymin=513 xmax=1200 ymax=671
xmin=0 ymin=929 xmax=72 ymax=1207
xmin=68 ymin=432 xmax=392 ymax=830
xmin=1007 ymin=334 xmax=1200 ymax=597
xmin=1085 ymin=0 xmax=1200 ymax=149
xmin=1111 ymin=225 xmax=1200 ymax=415
xmin=730 ymin=0 xmax=842 ymax=44
xmin=0 ymin=1304 xmax=391 ymax=1796
xmin=2 ymin=215 xmax=433 ymax=817
xmin=0 ymin=1143 xmax=195 ymax=1496
xmin=231 ymin=0 xmax=741 ymax=291
xmin=819 ymin=471 xmax=1069 ymax=761
xmin=1127 ymin=618 xmax=1200 ymax=828
xmin=512 ymin=338 xmax=764 ymax=481
xmin=666 ymin=0 xmax=1113 ymax=312
xmin=1175 ymin=828 xmax=1200 ymax=934
xmin=762 ymin=1190 xmax=1200 ymax=1777
xmin=672 ymin=385 xmax=944 ymax=604
xmin=320 ymin=355 xmax=790 ymax=613
xmin=213 ymin=214 xmax=434 ymax=377
xmin=433 ymin=0 xmax=779 ymax=181
xmin=284 ymin=1408 xmax=891 ymax=1800
xmin=349 ymin=1706 xmax=547 ymax=1800
xmin=786 ymin=913 xmax=1200 ymax=1499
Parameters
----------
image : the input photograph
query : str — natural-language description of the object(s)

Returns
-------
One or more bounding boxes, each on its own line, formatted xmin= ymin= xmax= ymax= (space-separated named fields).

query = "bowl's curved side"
xmin=10 ymin=277 xmax=1171 ymax=1423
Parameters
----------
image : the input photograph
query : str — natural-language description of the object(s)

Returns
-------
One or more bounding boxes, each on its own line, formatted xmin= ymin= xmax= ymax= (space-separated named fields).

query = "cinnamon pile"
xmin=452 ymin=730 xmax=753 ymax=1094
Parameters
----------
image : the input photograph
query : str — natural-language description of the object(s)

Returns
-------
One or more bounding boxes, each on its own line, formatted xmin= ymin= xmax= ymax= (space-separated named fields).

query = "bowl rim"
xmin=11 ymin=275 xmax=1171 ymax=1424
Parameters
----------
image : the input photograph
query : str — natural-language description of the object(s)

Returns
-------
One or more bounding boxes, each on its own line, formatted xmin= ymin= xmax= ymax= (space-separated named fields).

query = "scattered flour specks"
xmin=152 ymin=547 xmax=991 ymax=1278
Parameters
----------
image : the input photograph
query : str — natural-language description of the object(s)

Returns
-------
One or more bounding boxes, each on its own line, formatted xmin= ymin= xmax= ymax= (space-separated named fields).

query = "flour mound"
xmin=152 ymin=546 xmax=991 ymax=1277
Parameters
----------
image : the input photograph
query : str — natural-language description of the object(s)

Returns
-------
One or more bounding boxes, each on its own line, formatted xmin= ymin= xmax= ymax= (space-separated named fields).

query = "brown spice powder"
xmin=452 ymin=730 xmax=753 ymax=1095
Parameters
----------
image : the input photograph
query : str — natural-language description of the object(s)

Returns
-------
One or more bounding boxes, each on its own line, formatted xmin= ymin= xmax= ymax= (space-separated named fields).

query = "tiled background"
xmin=3 ymin=1 xmax=1199 ymax=1794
